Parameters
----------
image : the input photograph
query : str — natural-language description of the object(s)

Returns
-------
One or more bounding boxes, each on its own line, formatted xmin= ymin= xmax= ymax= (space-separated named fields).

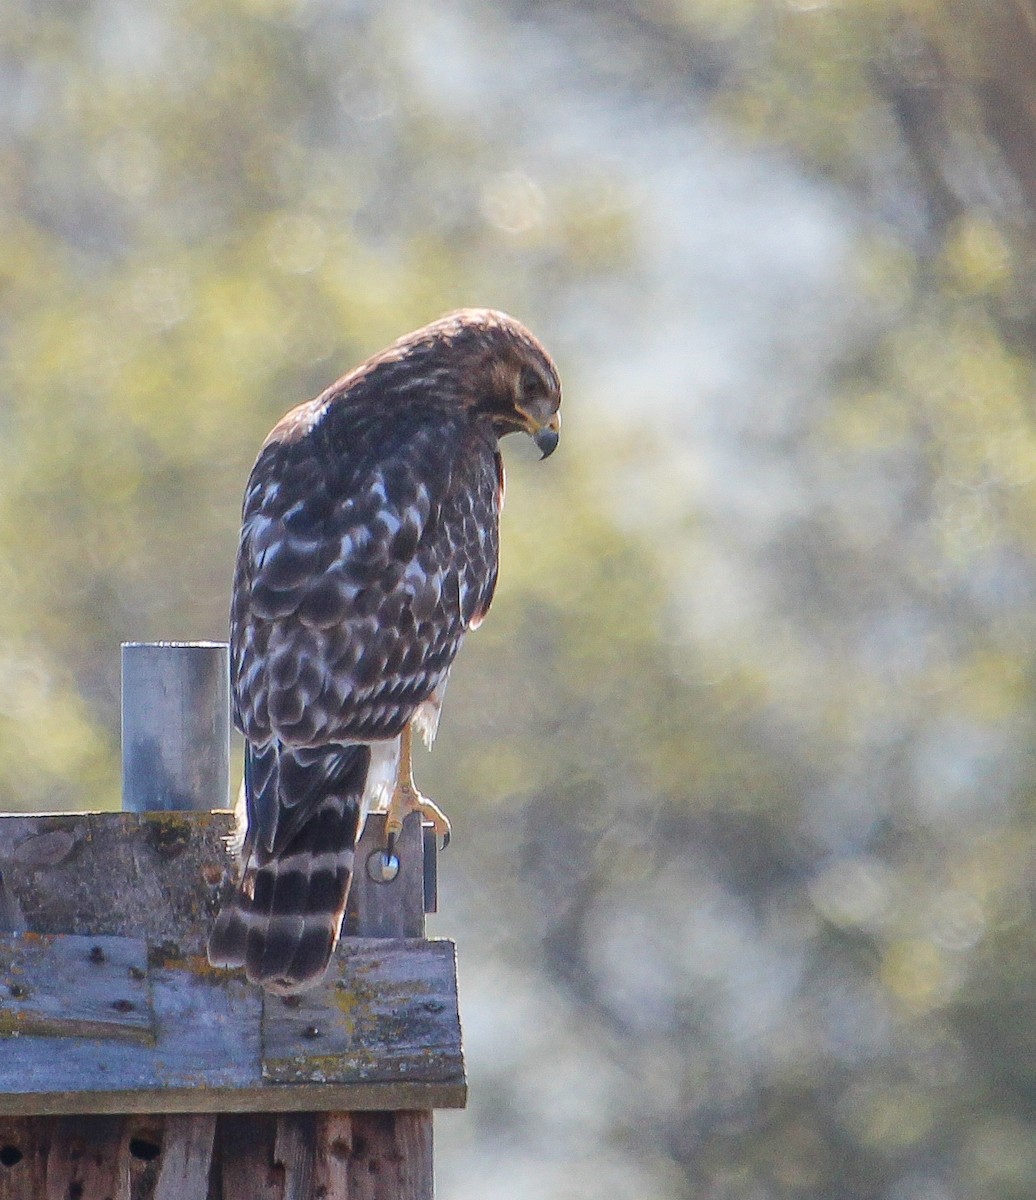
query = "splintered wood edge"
xmin=0 ymin=1081 xmax=468 ymax=1118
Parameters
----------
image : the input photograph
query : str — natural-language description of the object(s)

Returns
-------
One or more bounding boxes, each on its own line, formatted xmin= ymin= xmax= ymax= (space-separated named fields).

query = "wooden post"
xmin=0 ymin=643 xmax=456 ymax=1199
xmin=121 ymin=641 xmax=229 ymax=813
xmin=345 ymin=811 xmax=435 ymax=1198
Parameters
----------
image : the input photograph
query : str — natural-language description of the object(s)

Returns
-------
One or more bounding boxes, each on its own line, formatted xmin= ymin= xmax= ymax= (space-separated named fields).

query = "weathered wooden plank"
xmin=218 ymin=1114 xmax=283 ymax=1200
xmin=0 ymin=1118 xmax=46 ymax=1200
xmin=0 ymin=962 xmax=259 ymax=1112
xmin=0 ymin=941 xmax=463 ymax=1115
xmin=0 ymin=812 xmax=234 ymax=956
xmin=45 ymin=1116 xmax=128 ymax=1200
xmin=261 ymin=940 xmax=462 ymax=1086
xmin=272 ymin=1114 xmax=315 ymax=1200
xmin=311 ymin=1113 xmax=351 ymax=1200
xmin=151 ymin=1115 xmax=216 ymax=1200
xmin=392 ymin=1113 xmax=435 ymax=1200
xmin=0 ymin=872 xmax=27 ymax=937
xmin=0 ymin=933 xmax=153 ymax=1044
xmin=122 ymin=1116 xmax=165 ymax=1200
xmin=333 ymin=1112 xmax=433 ymax=1200
xmin=0 ymin=1081 xmax=465 ymax=1120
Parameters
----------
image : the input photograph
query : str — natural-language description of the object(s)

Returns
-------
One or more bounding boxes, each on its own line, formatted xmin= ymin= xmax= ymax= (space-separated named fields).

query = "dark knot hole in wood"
xmin=128 ymin=1134 xmax=162 ymax=1162
xmin=0 ymin=1145 xmax=22 ymax=1167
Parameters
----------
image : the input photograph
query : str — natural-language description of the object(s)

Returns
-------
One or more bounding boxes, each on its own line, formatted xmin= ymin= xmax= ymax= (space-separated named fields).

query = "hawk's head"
xmin=282 ymin=309 xmax=562 ymax=460
xmin=403 ymin=308 xmax=562 ymax=459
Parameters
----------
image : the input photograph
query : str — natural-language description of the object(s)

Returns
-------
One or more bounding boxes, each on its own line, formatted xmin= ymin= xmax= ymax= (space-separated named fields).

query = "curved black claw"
xmin=439 ymin=829 xmax=450 ymax=851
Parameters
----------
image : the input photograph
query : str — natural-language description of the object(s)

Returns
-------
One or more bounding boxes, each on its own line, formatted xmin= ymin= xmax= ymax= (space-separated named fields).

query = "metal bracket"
xmin=422 ymin=822 xmax=438 ymax=915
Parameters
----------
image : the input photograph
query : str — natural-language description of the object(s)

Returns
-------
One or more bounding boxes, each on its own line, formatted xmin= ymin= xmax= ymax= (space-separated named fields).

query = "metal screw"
xmin=366 ymin=847 xmax=400 ymax=884
xmin=302 ymin=1024 xmax=321 ymax=1039
xmin=8 ymin=984 xmax=27 ymax=1000
xmin=88 ymin=945 xmax=105 ymax=964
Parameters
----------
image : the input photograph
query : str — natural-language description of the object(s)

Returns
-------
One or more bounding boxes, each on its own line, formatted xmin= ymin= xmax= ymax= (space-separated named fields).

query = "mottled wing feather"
xmin=231 ymin=400 xmax=501 ymax=854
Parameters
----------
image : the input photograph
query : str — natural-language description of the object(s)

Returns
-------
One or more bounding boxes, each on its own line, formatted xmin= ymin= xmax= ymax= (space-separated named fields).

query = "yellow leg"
xmin=384 ymin=723 xmax=452 ymax=850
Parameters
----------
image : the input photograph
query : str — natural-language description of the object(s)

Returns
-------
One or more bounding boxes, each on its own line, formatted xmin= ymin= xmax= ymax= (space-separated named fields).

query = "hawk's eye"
xmin=519 ymin=366 xmax=542 ymax=399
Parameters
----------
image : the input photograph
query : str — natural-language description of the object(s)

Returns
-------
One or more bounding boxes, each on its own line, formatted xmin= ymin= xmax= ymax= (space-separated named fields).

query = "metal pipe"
xmin=121 ymin=642 xmax=230 ymax=813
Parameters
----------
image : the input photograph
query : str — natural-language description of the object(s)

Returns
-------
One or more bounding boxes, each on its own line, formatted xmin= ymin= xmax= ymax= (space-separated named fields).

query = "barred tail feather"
xmin=208 ymin=744 xmax=369 ymax=994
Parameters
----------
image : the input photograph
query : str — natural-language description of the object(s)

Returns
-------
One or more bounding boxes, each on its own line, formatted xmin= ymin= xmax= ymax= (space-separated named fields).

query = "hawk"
xmin=207 ymin=309 xmax=561 ymax=993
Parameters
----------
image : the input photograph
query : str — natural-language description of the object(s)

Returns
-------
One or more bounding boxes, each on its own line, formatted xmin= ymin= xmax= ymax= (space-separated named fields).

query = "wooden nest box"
xmin=0 ymin=643 xmax=464 ymax=1199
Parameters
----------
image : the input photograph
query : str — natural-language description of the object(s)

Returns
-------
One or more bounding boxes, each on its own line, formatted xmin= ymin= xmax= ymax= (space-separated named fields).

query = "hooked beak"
xmin=533 ymin=410 xmax=561 ymax=459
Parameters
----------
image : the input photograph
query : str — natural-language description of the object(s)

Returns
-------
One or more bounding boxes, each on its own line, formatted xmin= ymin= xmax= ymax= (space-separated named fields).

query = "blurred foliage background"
xmin=4 ymin=0 xmax=1036 ymax=1196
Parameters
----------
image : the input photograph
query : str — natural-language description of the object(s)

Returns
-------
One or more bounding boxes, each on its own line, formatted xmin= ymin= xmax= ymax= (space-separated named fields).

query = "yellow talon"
xmin=385 ymin=724 xmax=452 ymax=852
